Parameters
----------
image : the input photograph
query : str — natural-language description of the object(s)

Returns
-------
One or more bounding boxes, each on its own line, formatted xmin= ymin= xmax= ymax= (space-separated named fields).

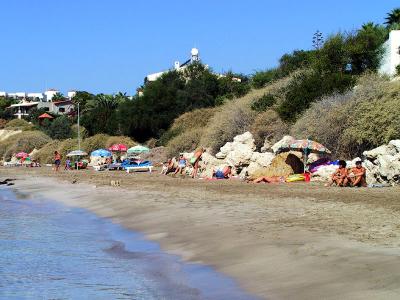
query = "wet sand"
xmin=2 ymin=167 xmax=400 ymax=299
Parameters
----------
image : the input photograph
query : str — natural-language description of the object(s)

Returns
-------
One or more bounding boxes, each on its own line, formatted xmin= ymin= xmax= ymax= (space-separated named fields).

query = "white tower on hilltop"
xmin=191 ymin=48 xmax=199 ymax=62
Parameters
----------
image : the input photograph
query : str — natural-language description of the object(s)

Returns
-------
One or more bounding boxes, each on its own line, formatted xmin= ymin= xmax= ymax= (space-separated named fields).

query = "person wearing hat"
xmin=348 ymin=161 xmax=367 ymax=187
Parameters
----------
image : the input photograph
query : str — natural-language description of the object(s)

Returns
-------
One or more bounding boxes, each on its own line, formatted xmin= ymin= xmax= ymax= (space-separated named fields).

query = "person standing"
xmin=54 ymin=151 xmax=61 ymax=172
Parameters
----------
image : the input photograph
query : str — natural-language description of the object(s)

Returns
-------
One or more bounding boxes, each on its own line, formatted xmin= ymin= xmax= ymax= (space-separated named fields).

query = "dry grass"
xmin=0 ymin=131 xmax=51 ymax=161
xmin=4 ymin=119 xmax=34 ymax=131
xmin=250 ymin=109 xmax=289 ymax=150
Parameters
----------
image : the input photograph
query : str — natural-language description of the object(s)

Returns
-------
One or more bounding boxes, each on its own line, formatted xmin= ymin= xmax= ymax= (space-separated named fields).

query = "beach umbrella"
xmin=66 ymin=150 xmax=88 ymax=157
xmin=108 ymin=144 xmax=128 ymax=152
xmin=15 ymin=152 xmax=28 ymax=158
xmin=90 ymin=149 xmax=112 ymax=157
xmin=127 ymin=145 xmax=150 ymax=155
xmin=276 ymin=139 xmax=331 ymax=172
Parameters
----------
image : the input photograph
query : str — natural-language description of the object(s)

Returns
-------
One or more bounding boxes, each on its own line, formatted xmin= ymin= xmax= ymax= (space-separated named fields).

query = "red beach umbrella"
xmin=15 ymin=152 xmax=29 ymax=158
xmin=108 ymin=144 xmax=128 ymax=152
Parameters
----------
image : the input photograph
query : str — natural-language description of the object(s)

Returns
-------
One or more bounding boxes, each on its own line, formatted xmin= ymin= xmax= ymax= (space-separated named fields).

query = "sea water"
xmin=0 ymin=188 xmax=256 ymax=300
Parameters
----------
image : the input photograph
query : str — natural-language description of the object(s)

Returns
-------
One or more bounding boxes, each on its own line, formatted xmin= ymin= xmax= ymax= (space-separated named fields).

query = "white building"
xmin=379 ymin=30 xmax=400 ymax=77
xmin=44 ymin=89 xmax=60 ymax=102
xmin=67 ymin=90 xmax=76 ymax=99
xmin=145 ymin=48 xmax=201 ymax=83
xmin=27 ymin=93 xmax=44 ymax=101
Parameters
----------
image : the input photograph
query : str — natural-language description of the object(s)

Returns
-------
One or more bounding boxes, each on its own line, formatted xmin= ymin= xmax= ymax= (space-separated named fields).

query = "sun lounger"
xmin=125 ymin=161 xmax=153 ymax=173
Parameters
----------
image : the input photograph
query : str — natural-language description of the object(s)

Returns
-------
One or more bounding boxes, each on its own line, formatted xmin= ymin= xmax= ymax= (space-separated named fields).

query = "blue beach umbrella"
xmin=90 ymin=149 xmax=112 ymax=157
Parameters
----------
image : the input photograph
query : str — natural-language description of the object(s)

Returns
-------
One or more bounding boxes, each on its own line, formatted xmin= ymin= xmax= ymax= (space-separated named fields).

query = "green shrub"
xmin=277 ymin=70 xmax=355 ymax=122
xmin=46 ymin=116 xmax=72 ymax=139
xmin=251 ymin=69 xmax=279 ymax=89
xmin=251 ymin=93 xmax=276 ymax=112
xmin=291 ymin=73 xmax=391 ymax=158
xmin=396 ymin=64 xmax=400 ymax=76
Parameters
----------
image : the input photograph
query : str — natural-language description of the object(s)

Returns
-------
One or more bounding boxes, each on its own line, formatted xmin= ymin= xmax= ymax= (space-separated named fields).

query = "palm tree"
xmin=385 ymin=8 xmax=400 ymax=27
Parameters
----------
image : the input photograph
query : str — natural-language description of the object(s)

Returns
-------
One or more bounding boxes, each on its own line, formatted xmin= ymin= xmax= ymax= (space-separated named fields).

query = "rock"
xmin=233 ymin=131 xmax=255 ymax=145
xmin=271 ymin=136 xmax=295 ymax=153
xmin=250 ymin=152 xmax=275 ymax=166
xmin=376 ymin=154 xmax=400 ymax=180
xmin=312 ymin=165 xmax=338 ymax=182
xmin=363 ymin=145 xmax=396 ymax=159
xmin=215 ymin=132 xmax=256 ymax=167
xmin=260 ymin=139 xmax=273 ymax=153
xmin=249 ymin=152 xmax=303 ymax=179
xmin=389 ymin=140 xmax=400 ymax=152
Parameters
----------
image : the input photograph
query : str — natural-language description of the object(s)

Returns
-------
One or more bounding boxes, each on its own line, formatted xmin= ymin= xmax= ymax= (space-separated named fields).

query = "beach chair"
xmin=125 ymin=161 xmax=153 ymax=173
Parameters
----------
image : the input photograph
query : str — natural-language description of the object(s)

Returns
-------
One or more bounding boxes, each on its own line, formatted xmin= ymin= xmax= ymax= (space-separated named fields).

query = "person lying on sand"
xmin=325 ymin=160 xmax=348 ymax=187
xmin=190 ymin=147 xmax=205 ymax=178
xmin=347 ymin=161 xmax=367 ymax=187
xmin=213 ymin=166 xmax=233 ymax=179
xmin=251 ymin=175 xmax=286 ymax=183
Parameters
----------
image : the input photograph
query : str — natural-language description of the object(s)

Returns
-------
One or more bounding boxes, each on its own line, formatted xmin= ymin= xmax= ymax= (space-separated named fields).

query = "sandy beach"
xmin=2 ymin=167 xmax=400 ymax=299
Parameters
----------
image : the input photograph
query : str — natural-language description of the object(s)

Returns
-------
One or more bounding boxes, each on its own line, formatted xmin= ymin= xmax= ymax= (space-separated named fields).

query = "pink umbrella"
xmin=15 ymin=152 xmax=28 ymax=158
xmin=108 ymin=144 xmax=127 ymax=152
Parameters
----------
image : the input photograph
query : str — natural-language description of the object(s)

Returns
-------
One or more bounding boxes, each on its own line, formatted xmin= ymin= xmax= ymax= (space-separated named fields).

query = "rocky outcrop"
xmin=362 ymin=140 xmax=400 ymax=185
xmin=271 ymin=135 xmax=295 ymax=153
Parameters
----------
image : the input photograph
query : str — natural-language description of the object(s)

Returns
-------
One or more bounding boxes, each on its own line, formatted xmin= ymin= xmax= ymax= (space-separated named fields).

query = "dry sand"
xmin=2 ymin=167 xmax=400 ymax=299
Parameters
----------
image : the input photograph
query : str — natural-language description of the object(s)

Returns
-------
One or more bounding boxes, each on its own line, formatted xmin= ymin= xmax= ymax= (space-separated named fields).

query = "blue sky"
xmin=0 ymin=0 xmax=398 ymax=94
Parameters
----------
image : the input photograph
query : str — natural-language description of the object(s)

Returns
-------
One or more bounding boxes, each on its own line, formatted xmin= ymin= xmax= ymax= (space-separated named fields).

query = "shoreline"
xmin=3 ymin=167 xmax=400 ymax=299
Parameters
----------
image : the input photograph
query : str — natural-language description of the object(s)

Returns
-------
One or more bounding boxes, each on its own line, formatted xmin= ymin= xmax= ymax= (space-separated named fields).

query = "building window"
xmin=59 ymin=107 xmax=65 ymax=113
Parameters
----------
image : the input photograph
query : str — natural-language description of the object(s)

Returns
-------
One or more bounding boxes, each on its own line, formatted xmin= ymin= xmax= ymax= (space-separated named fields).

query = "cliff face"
xmin=0 ymin=129 xmax=22 ymax=142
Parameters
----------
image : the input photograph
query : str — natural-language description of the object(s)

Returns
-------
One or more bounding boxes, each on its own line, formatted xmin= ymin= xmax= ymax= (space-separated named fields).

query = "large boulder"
xmin=271 ymin=135 xmax=296 ymax=153
xmin=312 ymin=164 xmax=338 ymax=182
xmin=389 ymin=140 xmax=400 ymax=153
xmin=249 ymin=152 xmax=303 ymax=179
xmin=247 ymin=152 xmax=275 ymax=176
xmin=216 ymin=132 xmax=256 ymax=167
xmin=363 ymin=144 xmax=397 ymax=159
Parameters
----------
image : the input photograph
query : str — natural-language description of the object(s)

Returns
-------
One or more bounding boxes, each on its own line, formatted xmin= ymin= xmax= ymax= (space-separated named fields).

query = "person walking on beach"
xmin=54 ymin=151 xmax=61 ymax=172
xmin=190 ymin=147 xmax=205 ymax=178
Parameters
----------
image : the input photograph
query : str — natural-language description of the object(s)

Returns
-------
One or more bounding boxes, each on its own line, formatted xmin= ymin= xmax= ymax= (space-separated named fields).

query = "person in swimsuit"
xmin=348 ymin=161 xmax=367 ymax=187
xmin=325 ymin=160 xmax=348 ymax=187
xmin=191 ymin=147 xmax=205 ymax=178
xmin=174 ymin=154 xmax=188 ymax=175
xmin=213 ymin=166 xmax=233 ymax=179
xmin=54 ymin=151 xmax=61 ymax=171
xmin=252 ymin=175 xmax=286 ymax=183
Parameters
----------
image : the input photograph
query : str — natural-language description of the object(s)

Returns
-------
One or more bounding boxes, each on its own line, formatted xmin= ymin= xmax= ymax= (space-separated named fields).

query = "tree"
xmin=46 ymin=115 xmax=72 ymax=139
xmin=347 ymin=24 xmax=387 ymax=74
xmin=385 ymin=8 xmax=400 ymax=27
xmin=312 ymin=30 xmax=324 ymax=50
xmin=52 ymin=92 xmax=65 ymax=101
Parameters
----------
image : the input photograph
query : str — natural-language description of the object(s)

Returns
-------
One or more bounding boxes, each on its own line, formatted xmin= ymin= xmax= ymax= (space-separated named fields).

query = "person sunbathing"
xmin=325 ymin=160 xmax=348 ymax=187
xmin=213 ymin=166 xmax=233 ymax=179
xmin=252 ymin=175 xmax=286 ymax=183
xmin=174 ymin=154 xmax=188 ymax=175
xmin=348 ymin=161 xmax=367 ymax=187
